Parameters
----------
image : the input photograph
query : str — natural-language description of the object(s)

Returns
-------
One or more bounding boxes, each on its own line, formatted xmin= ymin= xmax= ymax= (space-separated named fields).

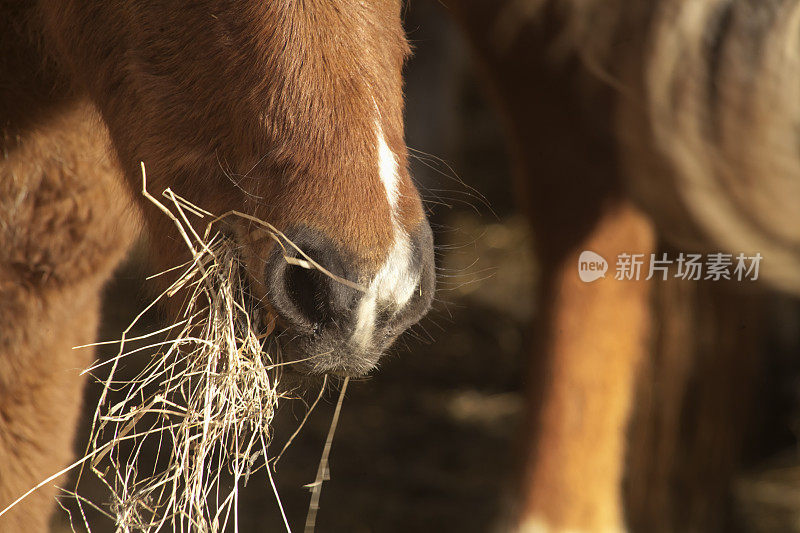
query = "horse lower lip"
xmin=278 ymin=338 xmax=379 ymax=377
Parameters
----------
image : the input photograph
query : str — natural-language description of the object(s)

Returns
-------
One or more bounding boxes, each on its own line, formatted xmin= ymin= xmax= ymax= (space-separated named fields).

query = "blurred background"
xmin=54 ymin=2 xmax=800 ymax=532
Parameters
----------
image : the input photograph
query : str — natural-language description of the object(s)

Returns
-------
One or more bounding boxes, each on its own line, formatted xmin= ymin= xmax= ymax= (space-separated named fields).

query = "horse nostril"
xmin=264 ymin=226 xmax=358 ymax=336
xmin=284 ymin=264 xmax=329 ymax=330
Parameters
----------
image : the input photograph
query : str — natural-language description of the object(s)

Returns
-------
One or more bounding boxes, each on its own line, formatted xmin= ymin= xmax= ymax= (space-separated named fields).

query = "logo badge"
xmin=578 ymin=251 xmax=608 ymax=283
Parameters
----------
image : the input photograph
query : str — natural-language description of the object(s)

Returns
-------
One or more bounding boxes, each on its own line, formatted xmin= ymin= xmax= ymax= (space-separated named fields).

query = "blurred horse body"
xmin=447 ymin=1 xmax=799 ymax=531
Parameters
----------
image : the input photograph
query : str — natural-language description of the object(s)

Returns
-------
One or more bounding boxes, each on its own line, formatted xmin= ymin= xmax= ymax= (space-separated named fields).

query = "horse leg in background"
xmin=514 ymin=203 xmax=654 ymax=532
xmin=625 ymin=274 xmax=764 ymax=532
xmin=445 ymin=5 xmax=655 ymax=530
xmin=0 ymin=102 xmax=137 ymax=531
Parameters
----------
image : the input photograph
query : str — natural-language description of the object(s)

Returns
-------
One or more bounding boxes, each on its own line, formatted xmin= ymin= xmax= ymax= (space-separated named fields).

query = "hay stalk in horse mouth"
xmin=77 ymin=164 xmax=295 ymax=531
xmin=1 ymin=163 xmax=353 ymax=532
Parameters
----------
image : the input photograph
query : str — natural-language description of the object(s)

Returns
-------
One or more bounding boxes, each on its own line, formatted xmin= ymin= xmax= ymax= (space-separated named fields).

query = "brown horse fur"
xmin=0 ymin=102 xmax=138 ymax=530
xmin=1 ymin=1 xmax=430 ymax=530
xmin=33 ymin=1 xmax=423 ymax=277
xmin=447 ymin=0 xmax=799 ymax=531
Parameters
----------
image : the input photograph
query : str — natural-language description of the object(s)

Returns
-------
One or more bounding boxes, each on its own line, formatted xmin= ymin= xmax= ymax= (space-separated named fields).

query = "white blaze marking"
xmin=377 ymin=123 xmax=400 ymax=211
xmin=350 ymin=121 xmax=419 ymax=349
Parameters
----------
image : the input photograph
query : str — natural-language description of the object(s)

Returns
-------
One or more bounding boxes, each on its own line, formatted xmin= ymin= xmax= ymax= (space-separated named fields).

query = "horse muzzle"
xmin=262 ymin=222 xmax=435 ymax=376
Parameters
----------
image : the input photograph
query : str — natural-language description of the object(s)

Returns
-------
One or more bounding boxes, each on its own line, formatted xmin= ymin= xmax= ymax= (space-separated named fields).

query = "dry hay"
xmin=1 ymin=163 xmax=351 ymax=532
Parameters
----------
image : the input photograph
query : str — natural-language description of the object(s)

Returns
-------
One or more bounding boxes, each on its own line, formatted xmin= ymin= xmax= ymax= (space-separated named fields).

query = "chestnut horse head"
xmin=40 ymin=0 xmax=434 ymax=376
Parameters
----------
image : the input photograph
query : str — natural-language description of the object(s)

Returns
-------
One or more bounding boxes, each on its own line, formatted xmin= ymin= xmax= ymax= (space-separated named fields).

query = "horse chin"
xmin=277 ymin=333 xmax=383 ymax=378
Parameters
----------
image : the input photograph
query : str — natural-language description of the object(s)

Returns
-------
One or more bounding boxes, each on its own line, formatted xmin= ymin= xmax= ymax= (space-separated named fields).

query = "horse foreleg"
xmin=0 ymin=290 xmax=104 ymax=531
xmin=0 ymin=101 xmax=137 ymax=531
